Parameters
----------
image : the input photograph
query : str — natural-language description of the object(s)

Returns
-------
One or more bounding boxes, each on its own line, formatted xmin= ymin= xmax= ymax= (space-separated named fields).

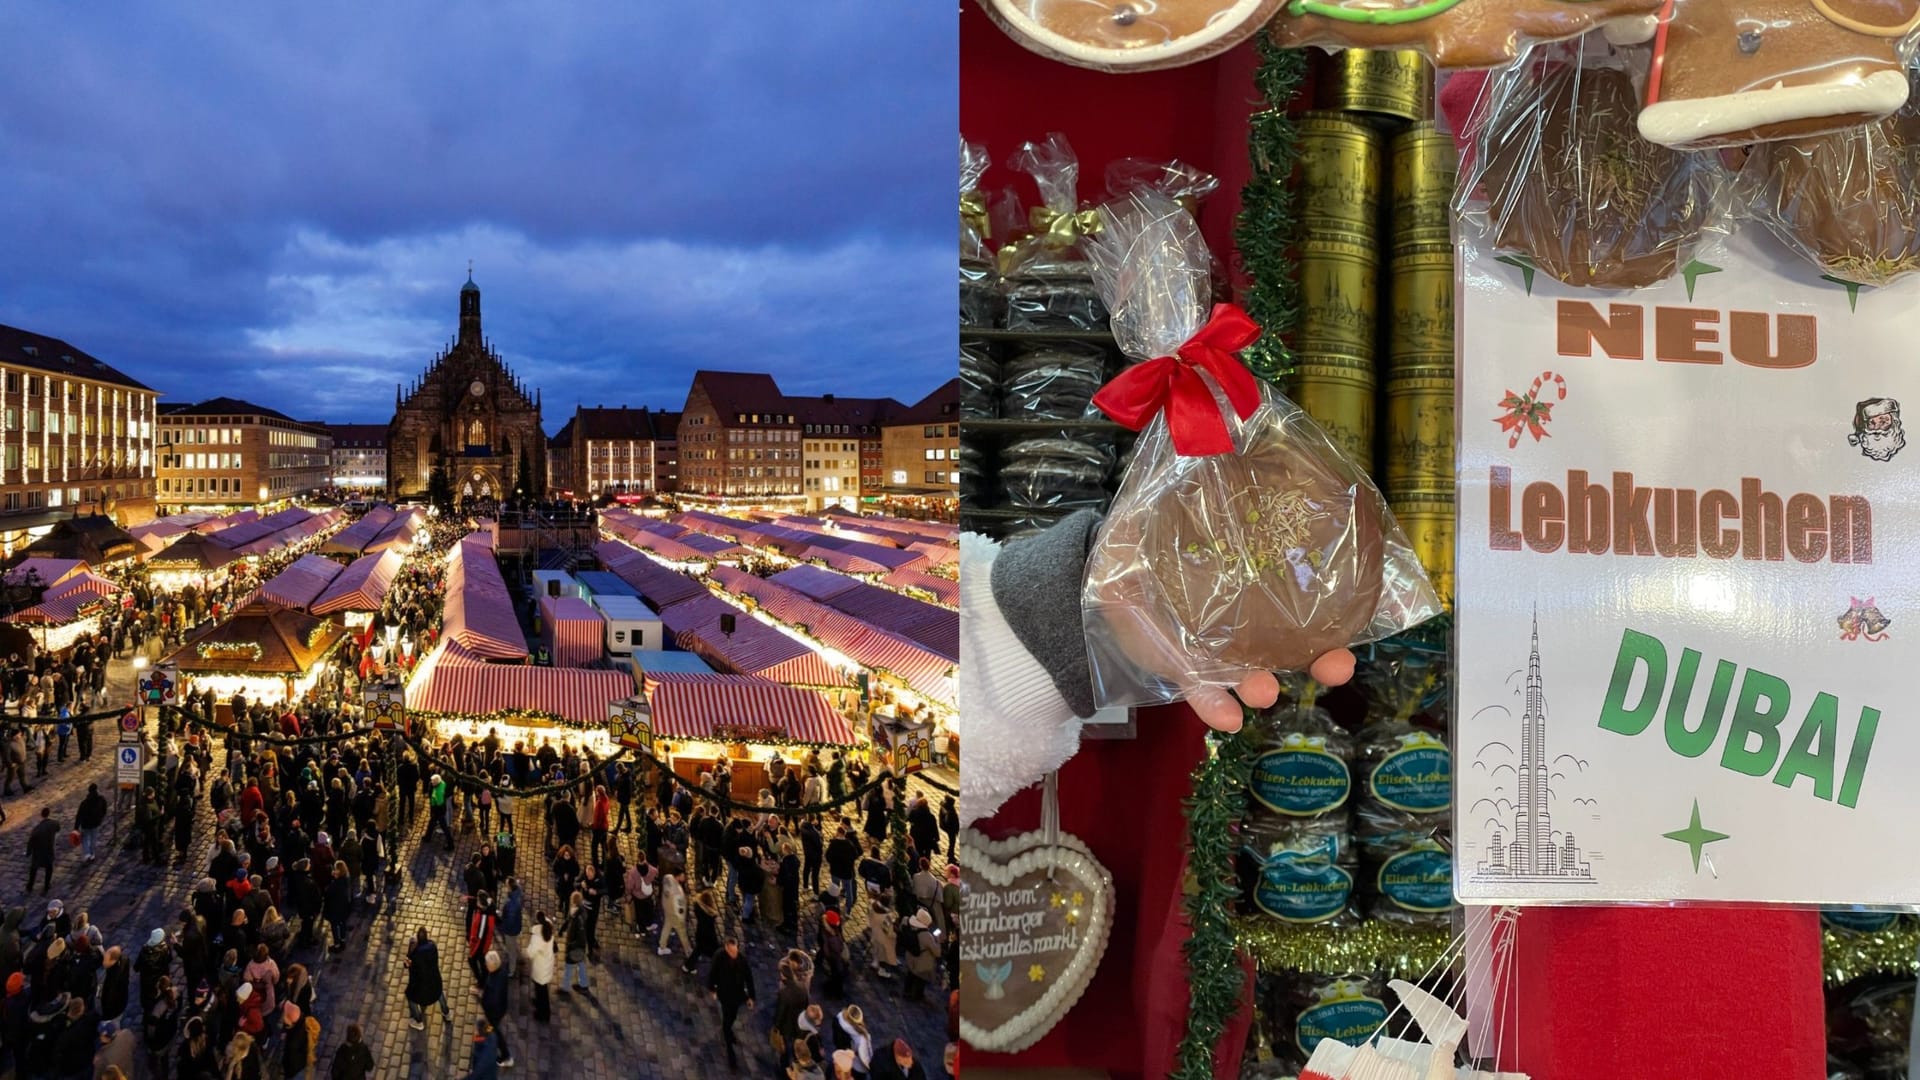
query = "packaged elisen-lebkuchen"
xmin=1636 ymin=0 xmax=1920 ymax=150
xmin=1457 ymin=41 xmax=1726 ymax=289
xmin=1739 ymin=67 xmax=1920 ymax=286
xmin=960 ymin=135 xmax=1001 ymax=328
xmin=998 ymin=134 xmax=1109 ymax=332
xmin=1079 ymin=192 xmax=1439 ymax=710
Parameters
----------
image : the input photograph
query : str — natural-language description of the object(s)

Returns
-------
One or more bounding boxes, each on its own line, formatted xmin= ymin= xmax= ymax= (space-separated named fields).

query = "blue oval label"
xmin=1822 ymin=908 xmax=1898 ymax=933
xmin=1370 ymin=746 xmax=1451 ymax=813
xmin=1254 ymin=859 xmax=1352 ymax=924
xmin=1378 ymin=848 xmax=1454 ymax=913
xmin=1250 ymin=749 xmax=1351 ymax=816
xmin=1296 ymin=996 xmax=1389 ymax=1056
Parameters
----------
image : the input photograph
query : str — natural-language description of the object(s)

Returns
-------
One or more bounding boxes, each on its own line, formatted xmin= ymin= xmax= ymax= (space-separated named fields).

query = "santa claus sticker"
xmin=1849 ymin=397 xmax=1905 ymax=461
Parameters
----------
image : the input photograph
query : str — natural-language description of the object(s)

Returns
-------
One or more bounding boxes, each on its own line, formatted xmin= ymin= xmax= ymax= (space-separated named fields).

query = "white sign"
xmin=1454 ymin=225 xmax=1920 ymax=905
xmin=117 ymin=744 xmax=142 ymax=790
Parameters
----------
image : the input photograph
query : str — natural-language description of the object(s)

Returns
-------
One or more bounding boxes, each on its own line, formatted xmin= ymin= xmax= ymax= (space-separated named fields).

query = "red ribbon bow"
xmin=1091 ymin=303 xmax=1263 ymax=456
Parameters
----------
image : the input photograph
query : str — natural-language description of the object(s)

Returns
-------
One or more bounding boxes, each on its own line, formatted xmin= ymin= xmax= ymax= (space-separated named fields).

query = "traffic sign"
xmin=116 ymin=745 xmax=142 ymax=791
xmin=119 ymin=711 xmax=140 ymax=743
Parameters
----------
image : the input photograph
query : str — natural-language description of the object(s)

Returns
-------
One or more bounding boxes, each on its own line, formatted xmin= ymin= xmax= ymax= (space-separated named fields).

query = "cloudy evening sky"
xmin=0 ymin=5 xmax=955 ymax=428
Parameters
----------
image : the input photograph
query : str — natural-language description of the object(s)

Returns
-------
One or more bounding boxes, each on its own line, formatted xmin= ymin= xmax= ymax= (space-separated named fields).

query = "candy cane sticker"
xmin=1495 ymin=371 xmax=1568 ymax=448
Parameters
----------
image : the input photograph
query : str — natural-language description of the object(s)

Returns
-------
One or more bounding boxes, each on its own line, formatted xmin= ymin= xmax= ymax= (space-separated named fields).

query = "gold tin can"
xmin=1389 ymin=247 xmax=1455 ymax=362
xmin=1297 ymin=113 xmax=1383 ymax=246
xmin=1390 ymin=123 xmax=1458 ymax=252
xmin=1296 ymin=237 xmax=1379 ymax=357
xmin=1320 ymin=50 xmax=1435 ymax=123
xmin=1390 ymin=490 xmax=1456 ymax=608
xmin=1291 ymin=351 xmax=1377 ymax=472
xmin=1383 ymin=369 xmax=1455 ymax=495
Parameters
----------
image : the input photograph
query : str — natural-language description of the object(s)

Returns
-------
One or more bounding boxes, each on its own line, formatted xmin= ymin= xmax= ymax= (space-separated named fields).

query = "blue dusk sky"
xmin=0 ymin=5 xmax=956 ymax=428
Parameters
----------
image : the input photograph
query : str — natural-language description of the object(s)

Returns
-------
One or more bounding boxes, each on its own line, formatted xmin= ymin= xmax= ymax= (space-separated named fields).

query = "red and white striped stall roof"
xmin=10 ymin=571 xmax=118 ymax=626
xmin=310 ymin=549 xmax=403 ymax=615
xmin=407 ymin=640 xmax=632 ymax=725
xmin=769 ymin=564 xmax=861 ymax=602
xmin=878 ymin=567 xmax=959 ymax=607
xmin=443 ymin=535 xmax=529 ymax=659
xmin=257 ymin=555 xmax=345 ymax=609
xmin=800 ymin=543 xmax=927 ymax=575
xmin=594 ymin=541 xmax=709 ymax=608
xmin=323 ymin=507 xmax=398 ymax=555
xmin=660 ymin=595 xmax=844 ymax=688
xmin=539 ymin=594 xmax=606 ymax=669
xmin=642 ymin=672 xmax=853 ymax=745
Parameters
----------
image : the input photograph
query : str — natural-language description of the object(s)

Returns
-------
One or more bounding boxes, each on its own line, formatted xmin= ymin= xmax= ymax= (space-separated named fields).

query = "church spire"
xmin=459 ymin=266 xmax=481 ymax=345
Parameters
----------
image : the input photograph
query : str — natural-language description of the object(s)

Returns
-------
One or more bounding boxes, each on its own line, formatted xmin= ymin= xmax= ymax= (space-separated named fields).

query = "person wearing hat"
xmin=899 ymin=909 xmax=938 ymax=1002
xmin=832 ymin=1005 xmax=873 ymax=1077
xmin=818 ymin=909 xmax=850 ymax=997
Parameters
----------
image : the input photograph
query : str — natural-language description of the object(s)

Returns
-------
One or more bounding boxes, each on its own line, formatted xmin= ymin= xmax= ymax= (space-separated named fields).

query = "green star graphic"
xmin=1496 ymin=254 xmax=1538 ymax=295
xmin=1820 ymin=274 xmax=1865 ymax=312
xmin=1663 ymin=800 xmax=1730 ymax=873
xmin=1680 ymin=259 xmax=1721 ymax=301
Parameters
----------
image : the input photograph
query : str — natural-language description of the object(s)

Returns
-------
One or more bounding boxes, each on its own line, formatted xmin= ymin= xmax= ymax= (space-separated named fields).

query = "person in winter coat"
xmin=220 ymin=1029 xmax=262 ymax=1080
xmin=818 ymin=911 xmax=851 ymax=997
xmin=868 ymin=1039 xmax=927 ymax=1080
xmin=135 ymin=929 xmax=175 ymax=1013
xmin=462 ymin=1018 xmax=502 ymax=1080
xmin=54 ymin=993 xmax=99 ymax=1078
xmin=174 ymin=1014 xmax=218 ymax=1080
xmin=76 ymin=785 xmax=108 ymax=863
xmin=479 ymin=951 xmax=515 ymax=1069
xmin=141 ymin=976 xmax=180 ymax=1079
xmin=404 ymin=928 xmax=447 ymax=1029
xmin=833 ymin=1005 xmax=874 ymax=1078
xmin=866 ymin=888 xmax=898 ymax=977
xmin=497 ymin=879 xmax=524 ymax=979
xmin=682 ymin=888 xmax=720 ymax=976
xmin=773 ymin=956 xmax=811 ymax=1064
xmin=281 ymin=1002 xmax=317 ymax=1080
xmin=241 ymin=945 xmax=278 ymax=1017
xmin=778 ymin=841 xmax=802 ymax=936
xmin=736 ymin=847 xmax=767 ymax=925
xmin=561 ymin=893 xmax=590 ymax=992
xmin=323 ymin=861 xmax=353 ymax=952
xmin=906 ymin=798 xmax=939 ymax=864
xmin=825 ymin=827 xmax=859 ymax=904
xmin=707 ymin=938 xmax=757 ymax=1068
xmin=0 ymin=906 xmax=23 ymax=978
xmin=526 ymin=915 xmax=556 ymax=1023
xmin=96 ymin=943 xmax=130 ymax=1023
xmin=938 ymin=796 xmax=959 ymax=861
xmin=657 ymin=873 xmax=689 ymax=958
xmin=900 ymin=909 xmax=938 ymax=1002
xmin=328 ymin=1023 xmax=376 ymax=1080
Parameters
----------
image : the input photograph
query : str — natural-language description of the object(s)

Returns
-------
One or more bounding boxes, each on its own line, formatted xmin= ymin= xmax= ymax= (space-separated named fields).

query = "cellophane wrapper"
xmin=1001 ymin=133 xmax=1107 ymax=331
xmin=1738 ymin=67 xmax=1920 ymax=287
xmin=1080 ymin=193 xmax=1440 ymax=709
xmin=960 ymin=135 xmax=1000 ymax=327
xmin=1455 ymin=40 xmax=1727 ymax=290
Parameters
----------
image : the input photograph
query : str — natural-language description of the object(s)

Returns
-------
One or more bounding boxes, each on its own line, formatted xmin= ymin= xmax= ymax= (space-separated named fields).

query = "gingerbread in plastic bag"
xmin=1079 ymin=193 xmax=1439 ymax=709
xmin=1638 ymin=0 xmax=1920 ymax=148
xmin=1739 ymin=68 xmax=1920 ymax=285
xmin=1463 ymin=49 xmax=1724 ymax=288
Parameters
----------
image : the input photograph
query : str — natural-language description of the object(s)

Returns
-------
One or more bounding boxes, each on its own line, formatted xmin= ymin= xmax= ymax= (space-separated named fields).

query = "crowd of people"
xmin=0 ymin=507 xmax=961 ymax=1078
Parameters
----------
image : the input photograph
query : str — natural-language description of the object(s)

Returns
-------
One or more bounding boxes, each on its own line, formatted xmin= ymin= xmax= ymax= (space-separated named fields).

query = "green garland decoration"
xmin=1235 ymin=916 xmax=1453 ymax=980
xmin=406 ymin=707 xmax=863 ymax=752
xmin=1234 ymin=35 xmax=1308 ymax=385
xmin=1175 ymin=705 xmax=1270 ymax=1080
xmin=1173 ymin=38 xmax=1309 ymax=1080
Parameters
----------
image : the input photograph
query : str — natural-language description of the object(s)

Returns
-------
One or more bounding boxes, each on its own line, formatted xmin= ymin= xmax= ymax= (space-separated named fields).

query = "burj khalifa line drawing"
xmin=1475 ymin=611 xmax=1594 ymax=882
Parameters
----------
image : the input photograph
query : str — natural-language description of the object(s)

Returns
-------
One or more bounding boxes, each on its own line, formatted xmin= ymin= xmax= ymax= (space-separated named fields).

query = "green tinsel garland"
xmin=1235 ymin=36 xmax=1308 ymax=385
xmin=1235 ymin=916 xmax=1453 ymax=980
xmin=1176 ymin=707 xmax=1270 ymax=1080
xmin=1172 ymin=38 xmax=1309 ymax=1080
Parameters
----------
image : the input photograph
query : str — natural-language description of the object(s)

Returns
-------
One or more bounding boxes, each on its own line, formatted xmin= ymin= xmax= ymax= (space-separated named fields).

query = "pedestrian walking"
xmin=404 ymin=928 xmax=447 ymax=1029
xmin=706 ymin=938 xmax=756 ymax=1069
xmin=527 ymin=915 xmax=555 ymax=1024
xmin=480 ymin=950 xmax=515 ymax=1069
xmin=26 ymin=808 xmax=59 ymax=895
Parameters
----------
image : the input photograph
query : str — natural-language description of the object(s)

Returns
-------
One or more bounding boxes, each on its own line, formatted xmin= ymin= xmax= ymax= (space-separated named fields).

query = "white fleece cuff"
xmin=958 ymin=531 xmax=1082 ymax=828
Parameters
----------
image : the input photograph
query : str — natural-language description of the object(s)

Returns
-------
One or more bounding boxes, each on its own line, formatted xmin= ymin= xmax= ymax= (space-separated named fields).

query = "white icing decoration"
xmin=1601 ymin=14 xmax=1658 ymax=44
xmin=984 ymin=0 xmax=1281 ymax=71
xmin=1638 ymin=68 xmax=1911 ymax=146
xmin=956 ymin=828 xmax=1115 ymax=1054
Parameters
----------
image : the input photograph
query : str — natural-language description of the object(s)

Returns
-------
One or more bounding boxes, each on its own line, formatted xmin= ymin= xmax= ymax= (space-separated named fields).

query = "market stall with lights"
xmin=164 ymin=601 xmax=349 ymax=714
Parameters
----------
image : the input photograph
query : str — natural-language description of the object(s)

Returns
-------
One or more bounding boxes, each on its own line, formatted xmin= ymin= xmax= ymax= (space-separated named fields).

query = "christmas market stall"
xmin=3 ymin=558 xmax=119 ymax=654
xmin=164 ymin=601 xmax=348 ymax=711
xmin=405 ymin=637 xmax=633 ymax=756
xmin=593 ymin=540 xmax=710 ymax=609
xmin=250 ymin=553 xmax=345 ymax=611
xmin=442 ymin=532 xmax=529 ymax=660
xmin=657 ymin=594 xmax=846 ymax=691
xmin=20 ymin=515 xmax=143 ymax=567
xmin=537 ymin=593 xmax=605 ymax=668
xmin=308 ymin=548 xmax=403 ymax=628
xmin=321 ymin=505 xmax=398 ymax=555
xmin=361 ymin=507 xmax=425 ymax=553
xmin=144 ymin=531 xmax=240 ymax=593
xmin=640 ymin=669 xmax=856 ymax=800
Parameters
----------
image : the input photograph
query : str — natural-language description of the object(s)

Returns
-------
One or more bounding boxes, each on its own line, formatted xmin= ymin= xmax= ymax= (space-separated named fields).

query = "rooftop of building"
xmin=0 ymin=324 xmax=154 ymax=393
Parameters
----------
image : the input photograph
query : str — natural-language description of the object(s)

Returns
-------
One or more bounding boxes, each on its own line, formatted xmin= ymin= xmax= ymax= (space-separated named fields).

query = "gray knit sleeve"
xmin=987 ymin=510 xmax=1100 ymax=718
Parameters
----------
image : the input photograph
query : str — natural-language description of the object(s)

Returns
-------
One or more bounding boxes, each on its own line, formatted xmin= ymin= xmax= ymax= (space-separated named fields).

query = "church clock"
xmin=470 ymin=379 xmax=486 ymax=397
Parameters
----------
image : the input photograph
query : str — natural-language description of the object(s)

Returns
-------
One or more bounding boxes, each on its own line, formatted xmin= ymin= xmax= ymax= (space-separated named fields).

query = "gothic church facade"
xmin=386 ymin=276 xmax=545 ymax=500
